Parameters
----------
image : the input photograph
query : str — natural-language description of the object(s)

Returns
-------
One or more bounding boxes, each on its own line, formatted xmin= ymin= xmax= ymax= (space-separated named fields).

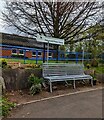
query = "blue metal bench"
xmin=42 ymin=63 xmax=93 ymax=92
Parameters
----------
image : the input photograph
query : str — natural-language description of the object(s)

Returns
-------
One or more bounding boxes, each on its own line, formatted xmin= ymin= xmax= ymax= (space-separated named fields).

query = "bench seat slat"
xmin=44 ymin=75 xmax=92 ymax=81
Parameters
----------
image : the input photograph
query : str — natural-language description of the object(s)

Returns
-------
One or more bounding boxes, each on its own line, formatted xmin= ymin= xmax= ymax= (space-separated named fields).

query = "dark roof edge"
xmin=0 ymin=32 xmax=36 ymax=41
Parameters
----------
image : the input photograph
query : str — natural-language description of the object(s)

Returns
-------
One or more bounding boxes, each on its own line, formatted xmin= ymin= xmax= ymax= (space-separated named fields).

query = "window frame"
xmin=19 ymin=49 xmax=24 ymax=55
xmin=12 ymin=49 xmax=17 ymax=55
xmin=48 ymin=52 xmax=52 ymax=58
xmin=38 ymin=52 xmax=42 ymax=56
xmin=32 ymin=51 xmax=36 ymax=57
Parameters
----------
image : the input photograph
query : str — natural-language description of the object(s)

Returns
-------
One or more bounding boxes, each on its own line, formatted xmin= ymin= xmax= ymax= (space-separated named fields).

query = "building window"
xmin=38 ymin=52 xmax=42 ymax=56
xmin=32 ymin=51 xmax=36 ymax=57
xmin=19 ymin=50 xmax=24 ymax=55
xmin=32 ymin=51 xmax=42 ymax=57
xmin=26 ymin=50 xmax=29 ymax=52
xmin=49 ymin=53 xmax=52 ymax=58
xmin=38 ymin=52 xmax=41 ymax=56
xmin=12 ymin=49 xmax=17 ymax=55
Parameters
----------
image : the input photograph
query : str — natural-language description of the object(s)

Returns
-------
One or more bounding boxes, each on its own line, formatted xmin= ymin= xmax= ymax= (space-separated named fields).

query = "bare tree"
xmin=2 ymin=0 xmax=102 ymax=44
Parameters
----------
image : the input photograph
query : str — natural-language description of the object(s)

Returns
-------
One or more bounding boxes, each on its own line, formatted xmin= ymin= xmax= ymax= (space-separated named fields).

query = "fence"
xmin=0 ymin=44 xmax=91 ymax=64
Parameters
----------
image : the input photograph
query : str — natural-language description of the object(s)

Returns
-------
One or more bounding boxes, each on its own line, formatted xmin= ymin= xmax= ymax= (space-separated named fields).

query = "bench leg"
xmin=49 ymin=81 xmax=52 ymax=93
xmin=91 ymin=79 xmax=93 ymax=87
xmin=73 ymin=80 xmax=76 ymax=89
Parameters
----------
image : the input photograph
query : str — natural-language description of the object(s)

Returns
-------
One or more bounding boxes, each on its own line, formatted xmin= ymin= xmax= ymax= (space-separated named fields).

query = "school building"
xmin=0 ymin=32 xmax=54 ymax=59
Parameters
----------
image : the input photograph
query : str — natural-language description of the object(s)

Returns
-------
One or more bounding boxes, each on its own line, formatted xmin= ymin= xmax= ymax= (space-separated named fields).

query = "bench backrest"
xmin=42 ymin=63 xmax=84 ymax=77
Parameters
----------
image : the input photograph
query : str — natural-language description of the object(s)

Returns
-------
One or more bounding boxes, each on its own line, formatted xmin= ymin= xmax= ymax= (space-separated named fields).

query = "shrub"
xmin=86 ymin=64 xmax=91 ymax=69
xmin=0 ymin=59 xmax=7 ymax=68
xmin=31 ymin=64 xmax=40 ymax=68
xmin=65 ymin=60 xmax=69 ymax=63
xmin=30 ymin=84 xmax=42 ymax=95
xmin=99 ymin=59 xmax=104 ymax=64
xmin=0 ymin=97 xmax=16 ymax=117
xmin=26 ymin=64 xmax=40 ymax=68
xmin=84 ymin=61 xmax=90 ymax=67
xmin=91 ymin=59 xmax=99 ymax=67
xmin=28 ymin=74 xmax=43 ymax=95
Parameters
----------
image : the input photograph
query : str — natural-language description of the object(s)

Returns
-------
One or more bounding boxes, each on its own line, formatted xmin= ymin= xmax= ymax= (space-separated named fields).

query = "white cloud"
xmin=0 ymin=0 xmax=6 ymax=33
xmin=0 ymin=0 xmax=17 ymax=34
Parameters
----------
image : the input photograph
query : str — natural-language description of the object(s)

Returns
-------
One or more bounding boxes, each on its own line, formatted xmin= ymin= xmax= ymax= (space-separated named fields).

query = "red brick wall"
xmin=2 ymin=48 xmax=53 ymax=59
xmin=25 ymin=51 xmax=32 ymax=58
xmin=2 ymin=49 xmax=33 ymax=58
xmin=2 ymin=49 xmax=12 ymax=56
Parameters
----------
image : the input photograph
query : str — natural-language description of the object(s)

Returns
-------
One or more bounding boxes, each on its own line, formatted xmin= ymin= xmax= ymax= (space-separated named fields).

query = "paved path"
xmin=9 ymin=89 xmax=103 ymax=118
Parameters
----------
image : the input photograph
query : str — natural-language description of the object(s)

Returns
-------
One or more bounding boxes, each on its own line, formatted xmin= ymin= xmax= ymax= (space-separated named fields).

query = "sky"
xmin=0 ymin=0 xmax=17 ymax=34
xmin=0 ymin=0 xmax=6 ymax=33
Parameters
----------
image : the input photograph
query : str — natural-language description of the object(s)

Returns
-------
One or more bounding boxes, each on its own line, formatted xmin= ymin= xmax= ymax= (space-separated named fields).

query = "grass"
xmin=5 ymin=58 xmax=36 ymax=64
xmin=93 ymin=66 xmax=104 ymax=74
xmin=2 ymin=58 xmax=104 ymax=74
xmin=85 ymin=64 xmax=104 ymax=74
xmin=4 ymin=58 xmax=78 ymax=64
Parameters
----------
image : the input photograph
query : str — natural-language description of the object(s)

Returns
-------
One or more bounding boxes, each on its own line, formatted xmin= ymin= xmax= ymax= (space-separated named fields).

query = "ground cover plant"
xmin=28 ymin=74 xmax=43 ymax=95
xmin=0 ymin=59 xmax=7 ymax=68
xmin=0 ymin=97 xmax=16 ymax=117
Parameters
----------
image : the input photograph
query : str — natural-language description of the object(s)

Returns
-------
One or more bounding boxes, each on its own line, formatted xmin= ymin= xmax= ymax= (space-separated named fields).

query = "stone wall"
xmin=2 ymin=68 xmax=42 ymax=91
xmin=2 ymin=68 xmax=103 ymax=91
xmin=96 ymin=74 xmax=104 ymax=83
